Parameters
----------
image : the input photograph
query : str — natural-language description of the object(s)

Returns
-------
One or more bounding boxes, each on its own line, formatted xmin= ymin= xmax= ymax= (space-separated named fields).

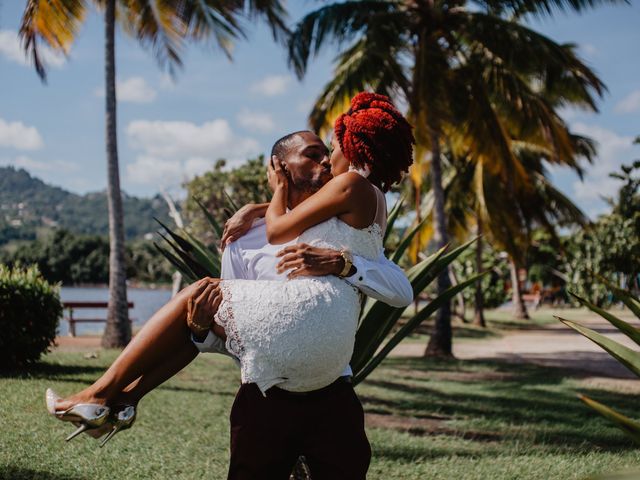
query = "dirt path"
xmin=391 ymin=312 xmax=640 ymax=391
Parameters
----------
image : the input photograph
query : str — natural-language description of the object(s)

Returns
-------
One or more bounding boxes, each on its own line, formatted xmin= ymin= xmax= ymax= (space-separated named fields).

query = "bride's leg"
xmin=115 ymin=344 xmax=198 ymax=405
xmin=55 ymin=279 xmax=220 ymax=408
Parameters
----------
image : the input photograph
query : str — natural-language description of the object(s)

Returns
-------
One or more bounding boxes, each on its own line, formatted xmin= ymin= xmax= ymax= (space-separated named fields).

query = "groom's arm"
xmin=276 ymin=244 xmax=413 ymax=308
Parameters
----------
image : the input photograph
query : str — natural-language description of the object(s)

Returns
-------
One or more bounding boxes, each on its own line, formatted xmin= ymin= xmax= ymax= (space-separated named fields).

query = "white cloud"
xmin=125 ymin=119 xmax=260 ymax=186
xmin=95 ymin=76 xmax=157 ymax=103
xmin=569 ymin=122 xmax=637 ymax=216
xmin=250 ymin=74 xmax=293 ymax=96
xmin=0 ymin=155 xmax=78 ymax=173
xmin=0 ymin=29 xmax=65 ymax=69
xmin=0 ymin=118 xmax=44 ymax=150
xmin=236 ymin=108 xmax=276 ymax=133
xmin=614 ymin=90 xmax=640 ymax=114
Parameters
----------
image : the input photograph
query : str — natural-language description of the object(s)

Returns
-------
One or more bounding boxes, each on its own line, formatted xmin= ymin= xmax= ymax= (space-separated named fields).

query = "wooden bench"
xmin=63 ymin=301 xmax=134 ymax=337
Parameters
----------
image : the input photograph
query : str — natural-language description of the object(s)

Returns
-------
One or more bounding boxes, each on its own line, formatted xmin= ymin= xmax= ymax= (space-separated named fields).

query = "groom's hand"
xmin=276 ymin=244 xmax=354 ymax=279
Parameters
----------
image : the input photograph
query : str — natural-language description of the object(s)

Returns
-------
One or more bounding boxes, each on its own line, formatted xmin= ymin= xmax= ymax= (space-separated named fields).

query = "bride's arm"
xmin=265 ymin=157 xmax=371 ymax=244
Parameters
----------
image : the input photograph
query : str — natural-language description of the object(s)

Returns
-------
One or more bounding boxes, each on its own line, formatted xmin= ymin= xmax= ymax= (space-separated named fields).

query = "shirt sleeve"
xmin=221 ymin=241 xmax=247 ymax=281
xmin=344 ymin=252 xmax=414 ymax=307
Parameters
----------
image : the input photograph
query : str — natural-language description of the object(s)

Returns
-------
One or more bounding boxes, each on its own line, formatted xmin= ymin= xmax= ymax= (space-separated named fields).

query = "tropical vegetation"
xmin=558 ymin=283 xmax=640 ymax=444
xmin=183 ymin=156 xmax=271 ymax=243
xmin=286 ymin=0 xmax=613 ymax=357
xmin=0 ymin=166 xmax=171 ymax=246
xmin=0 ymin=264 xmax=62 ymax=369
xmin=563 ymin=160 xmax=640 ymax=305
xmin=1 ymin=230 xmax=173 ymax=285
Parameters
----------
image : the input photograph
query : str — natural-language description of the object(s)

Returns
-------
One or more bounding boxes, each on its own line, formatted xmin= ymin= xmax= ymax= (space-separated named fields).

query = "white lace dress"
xmin=214 ymin=191 xmax=385 ymax=395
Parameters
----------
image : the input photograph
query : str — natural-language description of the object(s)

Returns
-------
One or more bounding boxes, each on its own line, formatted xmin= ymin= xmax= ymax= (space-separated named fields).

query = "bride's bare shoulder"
xmin=326 ymin=171 xmax=372 ymax=195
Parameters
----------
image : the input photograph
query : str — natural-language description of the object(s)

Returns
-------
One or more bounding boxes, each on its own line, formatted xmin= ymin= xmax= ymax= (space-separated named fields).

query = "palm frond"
xmin=475 ymin=0 xmax=629 ymax=19
xmin=287 ymin=0 xmax=398 ymax=78
xmin=120 ymin=0 xmax=186 ymax=74
xmin=19 ymin=0 xmax=88 ymax=81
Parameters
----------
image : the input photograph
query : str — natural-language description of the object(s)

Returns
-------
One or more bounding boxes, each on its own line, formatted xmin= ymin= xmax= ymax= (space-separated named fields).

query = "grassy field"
xmin=1 ymin=348 xmax=639 ymax=479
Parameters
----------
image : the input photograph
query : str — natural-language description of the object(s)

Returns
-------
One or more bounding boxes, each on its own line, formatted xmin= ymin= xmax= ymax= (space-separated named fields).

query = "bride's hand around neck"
xmin=268 ymin=155 xmax=289 ymax=192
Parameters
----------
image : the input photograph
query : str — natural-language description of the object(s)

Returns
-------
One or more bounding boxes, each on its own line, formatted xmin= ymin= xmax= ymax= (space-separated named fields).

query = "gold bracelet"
xmin=338 ymin=250 xmax=354 ymax=277
xmin=187 ymin=311 xmax=210 ymax=336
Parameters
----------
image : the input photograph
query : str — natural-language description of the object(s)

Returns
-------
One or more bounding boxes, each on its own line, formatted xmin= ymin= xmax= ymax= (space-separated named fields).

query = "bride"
xmin=46 ymin=92 xmax=415 ymax=445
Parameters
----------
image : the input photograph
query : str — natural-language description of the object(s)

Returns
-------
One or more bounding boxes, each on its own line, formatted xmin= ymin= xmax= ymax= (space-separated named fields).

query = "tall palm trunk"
xmin=425 ymin=130 xmax=453 ymax=357
xmin=509 ymin=257 xmax=529 ymax=320
xmin=102 ymin=0 xmax=131 ymax=348
xmin=473 ymin=219 xmax=486 ymax=327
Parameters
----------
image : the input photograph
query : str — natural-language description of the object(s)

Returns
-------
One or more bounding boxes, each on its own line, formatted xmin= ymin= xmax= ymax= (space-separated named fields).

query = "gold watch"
xmin=338 ymin=249 xmax=354 ymax=277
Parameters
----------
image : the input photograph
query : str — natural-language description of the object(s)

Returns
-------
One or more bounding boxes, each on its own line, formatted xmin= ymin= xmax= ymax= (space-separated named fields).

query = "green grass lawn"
xmin=1 ymin=350 xmax=638 ymax=479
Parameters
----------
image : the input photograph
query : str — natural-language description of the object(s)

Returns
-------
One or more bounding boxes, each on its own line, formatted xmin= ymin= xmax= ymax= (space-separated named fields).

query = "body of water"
xmin=58 ymin=286 xmax=173 ymax=336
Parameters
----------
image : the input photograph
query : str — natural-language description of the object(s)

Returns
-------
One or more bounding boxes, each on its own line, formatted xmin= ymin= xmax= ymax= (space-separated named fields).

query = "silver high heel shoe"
xmin=99 ymin=405 xmax=137 ymax=448
xmin=45 ymin=388 xmax=110 ymax=441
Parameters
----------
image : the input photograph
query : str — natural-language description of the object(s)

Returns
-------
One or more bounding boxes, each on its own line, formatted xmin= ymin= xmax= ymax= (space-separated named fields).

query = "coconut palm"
xmin=287 ymin=0 xmax=611 ymax=356
xmin=19 ymin=0 xmax=287 ymax=347
xmin=443 ymin=133 xmax=593 ymax=323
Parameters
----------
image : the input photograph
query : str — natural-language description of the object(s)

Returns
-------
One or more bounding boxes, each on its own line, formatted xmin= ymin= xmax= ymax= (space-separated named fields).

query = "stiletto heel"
xmin=45 ymin=388 xmax=110 ymax=440
xmin=100 ymin=405 xmax=136 ymax=448
xmin=99 ymin=426 xmax=119 ymax=447
xmin=66 ymin=423 xmax=90 ymax=442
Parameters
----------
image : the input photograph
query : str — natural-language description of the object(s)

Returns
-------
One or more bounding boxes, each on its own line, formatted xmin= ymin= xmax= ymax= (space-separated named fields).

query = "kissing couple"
xmin=46 ymin=92 xmax=416 ymax=479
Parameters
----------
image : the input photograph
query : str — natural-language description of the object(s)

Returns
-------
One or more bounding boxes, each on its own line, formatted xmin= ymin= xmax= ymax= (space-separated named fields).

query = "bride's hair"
xmin=334 ymin=92 xmax=414 ymax=192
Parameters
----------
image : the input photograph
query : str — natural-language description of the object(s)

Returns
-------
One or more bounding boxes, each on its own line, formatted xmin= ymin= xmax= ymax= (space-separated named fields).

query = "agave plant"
xmin=156 ymin=197 xmax=482 ymax=384
xmin=557 ymin=281 xmax=640 ymax=443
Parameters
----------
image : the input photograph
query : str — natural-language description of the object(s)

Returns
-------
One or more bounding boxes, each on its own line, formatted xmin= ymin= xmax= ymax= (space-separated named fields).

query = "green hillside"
xmin=0 ymin=166 xmax=171 ymax=245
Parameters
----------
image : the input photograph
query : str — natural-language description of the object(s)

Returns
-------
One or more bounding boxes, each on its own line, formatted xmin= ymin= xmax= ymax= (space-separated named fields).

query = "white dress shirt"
xmin=193 ymin=218 xmax=413 ymax=377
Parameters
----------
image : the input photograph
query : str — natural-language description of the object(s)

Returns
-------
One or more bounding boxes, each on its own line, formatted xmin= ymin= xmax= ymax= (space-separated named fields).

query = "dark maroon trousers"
xmin=227 ymin=378 xmax=371 ymax=480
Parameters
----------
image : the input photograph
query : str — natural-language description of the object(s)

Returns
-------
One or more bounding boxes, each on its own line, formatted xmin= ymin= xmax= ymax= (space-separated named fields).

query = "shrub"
xmin=0 ymin=264 xmax=62 ymax=369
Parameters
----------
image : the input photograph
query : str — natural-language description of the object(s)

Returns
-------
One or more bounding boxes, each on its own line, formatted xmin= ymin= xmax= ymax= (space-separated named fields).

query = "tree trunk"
xmin=509 ymin=257 xmax=529 ymax=320
xmin=102 ymin=0 xmax=131 ymax=348
xmin=425 ymin=130 xmax=453 ymax=358
xmin=450 ymin=268 xmax=466 ymax=322
xmin=473 ymin=220 xmax=486 ymax=327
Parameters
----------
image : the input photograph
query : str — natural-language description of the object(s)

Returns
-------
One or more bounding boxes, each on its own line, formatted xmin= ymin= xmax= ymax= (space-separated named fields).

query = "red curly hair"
xmin=334 ymin=92 xmax=415 ymax=192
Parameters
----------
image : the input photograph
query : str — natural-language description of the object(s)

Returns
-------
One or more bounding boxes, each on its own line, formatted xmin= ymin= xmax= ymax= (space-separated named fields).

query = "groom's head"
xmin=270 ymin=131 xmax=333 ymax=207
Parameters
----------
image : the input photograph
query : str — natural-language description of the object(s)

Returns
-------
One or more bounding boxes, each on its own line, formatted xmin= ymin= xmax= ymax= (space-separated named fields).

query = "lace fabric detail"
xmin=213 ymin=282 xmax=244 ymax=362
xmin=216 ymin=218 xmax=383 ymax=395
xmin=298 ymin=217 xmax=383 ymax=261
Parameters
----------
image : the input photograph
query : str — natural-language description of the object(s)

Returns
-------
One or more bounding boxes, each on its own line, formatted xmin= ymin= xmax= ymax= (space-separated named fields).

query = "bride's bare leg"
xmin=114 ymin=344 xmax=198 ymax=405
xmin=117 ymin=320 xmax=228 ymax=405
xmin=55 ymin=279 xmax=220 ymax=408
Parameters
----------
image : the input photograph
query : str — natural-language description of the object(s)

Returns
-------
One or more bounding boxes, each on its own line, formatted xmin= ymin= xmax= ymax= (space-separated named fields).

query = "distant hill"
xmin=0 ymin=166 xmax=171 ymax=245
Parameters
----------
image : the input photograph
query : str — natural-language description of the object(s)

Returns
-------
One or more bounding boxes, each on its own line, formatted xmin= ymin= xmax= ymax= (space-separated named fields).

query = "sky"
xmin=0 ymin=1 xmax=639 ymax=219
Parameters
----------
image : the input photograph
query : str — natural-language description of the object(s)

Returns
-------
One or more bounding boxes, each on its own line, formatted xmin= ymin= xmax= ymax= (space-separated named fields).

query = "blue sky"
xmin=0 ymin=2 xmax=638 ymax=219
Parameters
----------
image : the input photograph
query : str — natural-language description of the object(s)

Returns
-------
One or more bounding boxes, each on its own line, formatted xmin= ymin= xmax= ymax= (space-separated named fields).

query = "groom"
xmin=189 ymin=130 xmax=412 ymax=479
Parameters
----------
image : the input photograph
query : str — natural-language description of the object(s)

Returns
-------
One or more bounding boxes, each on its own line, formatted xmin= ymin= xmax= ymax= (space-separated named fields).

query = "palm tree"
xmin=287 ymin=0 xmax=611 ymax=356
xmin=19 ymin=0 xmax=287 ymax=347
xmin=444 ymin=131 xmax=594 ymax=322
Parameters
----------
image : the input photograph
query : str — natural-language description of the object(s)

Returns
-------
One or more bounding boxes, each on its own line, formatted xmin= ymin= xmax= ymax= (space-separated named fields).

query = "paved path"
xmin=391 ymin=312 xmax=640 ymax=390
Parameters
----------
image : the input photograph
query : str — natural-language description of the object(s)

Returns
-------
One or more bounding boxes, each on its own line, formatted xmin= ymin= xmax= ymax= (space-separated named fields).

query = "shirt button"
xmin=359 ymin=276 xmax=363 ymax=281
